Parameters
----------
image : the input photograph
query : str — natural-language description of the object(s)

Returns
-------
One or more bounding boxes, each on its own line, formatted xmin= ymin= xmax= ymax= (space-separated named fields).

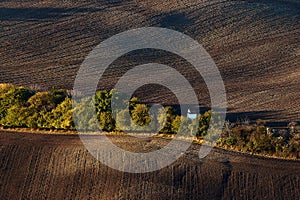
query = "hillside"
xmin=0 ymin=131 xmax=299 ymax=199
xmin=1 ymin=0 xmax=299 ymax=123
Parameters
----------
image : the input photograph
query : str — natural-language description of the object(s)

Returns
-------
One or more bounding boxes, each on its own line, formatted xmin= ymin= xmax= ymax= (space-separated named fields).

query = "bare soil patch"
xmin=0 ymin=131 xmax=299 ymax=199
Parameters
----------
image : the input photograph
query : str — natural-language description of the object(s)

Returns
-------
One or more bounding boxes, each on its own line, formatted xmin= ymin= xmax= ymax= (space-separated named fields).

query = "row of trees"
xmin=0 ymin=84 xmax=299 ymax=159
xmin=0 ymin=84 xmax=69 ymax=129
xmin=0 ymin=84 xmax=212 ymax=136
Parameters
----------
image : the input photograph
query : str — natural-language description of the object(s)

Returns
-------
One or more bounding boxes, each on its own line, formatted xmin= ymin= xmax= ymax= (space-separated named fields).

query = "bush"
xmin=48 ymin=97 xmax=74 ymax=129
xmin=131 ymin=104 xmax=151 ymax=127
xmin=116 ymin=109 xmax=131 ymax=131
xmin=172 ymin=116 xmax=194 ymax=136
xmin=1 ymin=105 xmax=32 ymax=127
xmin=73 ymin=97 xmax=96 ymax=131
xmin=197 ymin=110 xmax=212 ymax=136
xmin=28 ymin=92 xmax=59 ymax=112
xmin=0 ymin=84 xmax=299 ymax=159
xmin=225 ymin=137 xmax=237 ymax=146
xmin=157 ymin=106 xmax=175 ymax=134
xmin=99 ymin=112 xmax=116 ymax=132
xmin=94 ymin=90 xmax=112 ymax=114
xmin=0 ymin=85 xmax=35 ymax=120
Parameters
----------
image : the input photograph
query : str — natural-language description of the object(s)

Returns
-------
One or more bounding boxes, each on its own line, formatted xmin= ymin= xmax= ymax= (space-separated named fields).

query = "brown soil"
xmin=0 ymin=0 xmax=300 ymax=123
xmin=0 ymin=131 xmax=299 ymax=199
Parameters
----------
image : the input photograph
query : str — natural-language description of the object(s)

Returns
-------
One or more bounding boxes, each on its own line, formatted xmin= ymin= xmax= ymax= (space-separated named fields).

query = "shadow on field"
xmin=226 ymin=110 xmax=283 ymax=122
xmin=158 ymin=12 xmax=194 ymax=32
xmin=167 ymin=104 xmax=293 ymax=127
xmin=0 ymin=7 xmax=102 ymax=21
xmin=164 ymin=104 xmax=286 ymax=126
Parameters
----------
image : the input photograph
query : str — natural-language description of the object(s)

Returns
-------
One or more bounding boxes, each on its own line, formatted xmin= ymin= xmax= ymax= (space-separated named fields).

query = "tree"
xmin=1 ymin=105 xmax=32 ymax=127
xmin=157 ymin=106 xmax=175 ymax=134
xmin=94 ymin=90 xmax=112 ymax=114
xmin=73 ymin=97 xmax=96 ymax=131
xmin=28 ymin=92 xmax=57 ymax=112
xmin=172 ymin=116 xmax=193 ymax=136
xmin=225 ymin=137 xmax=237 ymax=147
xmin=26 ymin=110 xmax=48 ymax=128
xmin=131 ymin=104 xmax=151 ymax=127
xmin=197 ymin=110 xmax=212 ymax=137
xmin=50 ymin=87 xmax=67 ymax=105
xmin=116 ymin=109 xmax=131 ymax=131
xmin=48 ymin=97 xmax=74 ymax=129
xmin=249 ymin=131 xmax=273 ymax=153
xmin=0 ymin=85 xmax=35 ymax=120
xmin=99 ymin=112 xmax=116 ymax=132
xmin=0 ymin=84 xmax=15 ymax=96
xmin=129 ymin=97 xmax=140 ymax=112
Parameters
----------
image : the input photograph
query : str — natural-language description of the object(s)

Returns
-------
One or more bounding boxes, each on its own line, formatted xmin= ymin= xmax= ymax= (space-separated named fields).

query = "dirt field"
xmin=0 ymin=131 xmax=299 ymax=199
xmin=0 ymin=0 xmax=299 ymax=123
xmin=1 ymin=1 xmax=299 ymax=199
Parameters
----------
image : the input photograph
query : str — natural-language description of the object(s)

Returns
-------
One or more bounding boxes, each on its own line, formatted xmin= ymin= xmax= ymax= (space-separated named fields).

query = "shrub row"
xmin=0 ymin=84 xmax=299 ymax=159
xmin=0 ymin=84 xmax=212 ymax=136
xmin=217 ymin=121 xmax=300 ymax=159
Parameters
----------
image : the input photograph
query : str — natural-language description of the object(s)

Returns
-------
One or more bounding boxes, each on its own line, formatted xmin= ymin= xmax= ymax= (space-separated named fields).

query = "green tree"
xmin=48 ymin=97 xmax=74 ymax=129
xmin=172 ymin=116 xmax=194 ymax=136
xmin=158 ymin=106 xmax=175 ymax=134
xmin=129 ymin=97 xmax=140 ymax=112
xmin=197 ymin=111 xmax=212 ymax=136
xmin=94 ymin=90 xmax=112 ymax=114
xmin=50 ymin=87 xmax=67 ymax=105
xmin=26 ymin=110 xmax=47 ymax=128
xmin=225 ymin=137 xmax=237 ymax=146
xmin=0 ymin=85 xmax=35 ymax=121
xmin=1 ymin=105 xmax=32 ymax=127
xmin=73 ymin=97 xmax=96 ymax=131
xmin=28 ymin=91 xmax=60 ymax=112
xmin=99 ymin=112 xmax=116 ymax=132
xmin=24 ymin=91 xmax=58 ymax=128
xmin=116 ymin=109 xmax=131 ymax=131
xmin=131 ymin=104 xmax=151 ymax=127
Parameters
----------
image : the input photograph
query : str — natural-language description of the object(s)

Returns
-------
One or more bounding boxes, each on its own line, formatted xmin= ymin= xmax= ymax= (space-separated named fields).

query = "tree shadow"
xmin=225 ymin=110 xmax=293 ymax=127
xmin=0 ymin=7 xmax=103 ymax=21
xmin=158 ymin=12 xmax=195 ymax=32
xmin=153 ymin=104 xmax=292 ymax=127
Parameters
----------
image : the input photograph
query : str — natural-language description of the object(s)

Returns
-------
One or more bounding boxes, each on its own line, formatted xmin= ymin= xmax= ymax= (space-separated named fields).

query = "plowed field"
xmin=0 ymin=131 xmax=299 ymax=199
xmin=1 ymin=0 xmax=300 ymax=122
